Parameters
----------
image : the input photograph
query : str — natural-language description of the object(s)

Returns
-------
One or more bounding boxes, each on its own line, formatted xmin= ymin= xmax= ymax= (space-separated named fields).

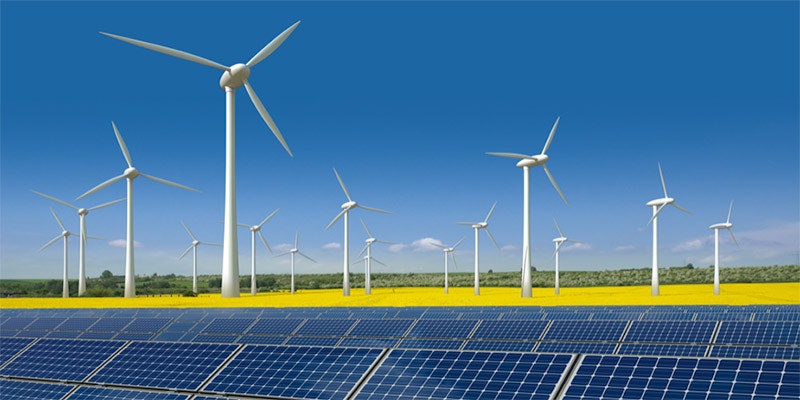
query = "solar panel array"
xmin=1 ymin=305 xmax=797 ymax=399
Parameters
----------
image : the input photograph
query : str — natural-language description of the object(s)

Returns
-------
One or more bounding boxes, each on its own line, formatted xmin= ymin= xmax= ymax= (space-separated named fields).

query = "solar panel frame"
xmin=0 ymin=337 xmax=35 ymax=366
xmin=245 ymin=318 xmax=305 ymax=335
xmin=535 ymin=341 xmax=618 ymax=355
xmin=543 ymin=320 xmax=628 ymax=342
xmin=616 ymin=343 xmax=709 ymax=357
xmin=709 ymin=345 xmax=800 ymax=360
xmin=0 ymin=378 xmax=75 ymax=400
xmin=715 ymin=321 xmax=800 ymax=345
xmin=346 ymin=319 xmax=415 ymax=338
xmin=67 ymin=386 xmax=190 ymax=399
xmin=0 ymin=338 xmax=125 ymax=382
xmin=462 ymin=340 xmax=537 ymax=352
xmin=470 ymin=320 xmax=549 ymax=340
xmin=405 ymin=319 xmax=478 ymax=339
xmin=396 ymin=338 xmax=465 ymax=350
xmin=200 ymin=318 xmax=255 ymax=335
xmin=293 ymin=318 xmax=357 ymax=337
xmin=624 ymin=320 xmax=717 ymax=344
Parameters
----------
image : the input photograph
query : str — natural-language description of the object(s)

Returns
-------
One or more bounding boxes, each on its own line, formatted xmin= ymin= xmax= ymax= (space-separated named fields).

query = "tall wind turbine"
xmin=275 ymin=232 xmax=316 ymax=294
xmin=709 ymin=201 xmax=738 ymax=295
xmin=238 ymin=209 xmax=279 ymax=296
xmin=357 ymin=219 xmax=396 ymax=295
xmin=78 ymin=122 xmax=199 ymax=298
xmin=100 ymin=21 xmax=300 ymax=298
xmin=39 ymin=208 xmax=77 ymax=298
xmin=326 ymin=168 xmax=391 ymax=296
xmin=432 ymin=237 xmax=464 ymax=294
xmin=646 ymin=162 xmax=690 ymax=296
xmin=487 ymin=117 xmax=567 ymax=298
xmin=457 ymin=202 xmax=501 ymax=296
xmin=552 ymin=217 xmax=581 ymax=295
xmin=179 ymin=221 xmax=222 ymax=294
xmin=31 ymin=190 xmax=123 ymax=296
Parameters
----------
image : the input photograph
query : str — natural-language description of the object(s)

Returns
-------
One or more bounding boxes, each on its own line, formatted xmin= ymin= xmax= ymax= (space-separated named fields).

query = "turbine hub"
xmin=77 ymin=208 xmax=88 ymax=215
xmin=553 ymin=237 xmax=567 ymax=243
xmin=219 ymin=63 xmax=250 ymax=89
xmin=251 ymin=226 xmax=260 ymax=232
xmin=63 ymin=231 xmax=70 ymax=237
xmin=124 ymin=167 xmax=139 ymax=179
xmin=193 ymin=240 xmax=200 ymax=246
xmin=516 ymin=154 xmax=548 ymax=168
xmin=473 ymin=222 xmax=487 ymax=229
xmin=646 ymin=197 xmax=672 ymax=207
xmin=341 ymin=201 xmax=357 ymax=210
xmin=367 ymin=238 xmax=376 ymax=244
xmin=709 ymin=222 xmax=733 ymax=230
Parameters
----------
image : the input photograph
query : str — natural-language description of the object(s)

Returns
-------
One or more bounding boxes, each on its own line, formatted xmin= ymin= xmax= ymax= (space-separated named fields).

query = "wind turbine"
xmin=100 ymin=21 xmax=300 ymax=298
xmin=39 ymin=208 xmax=77 ymax=298
xmin=552 ymin=217 xmax=582 ymax=295
xmin=325 ymin=168 xmax=391 ymax=296
xmin=646 ymin=162 xmax=690 ymax=296
xmin=457 ymin=202 xmax=501 ymax=296
xmin=487 ymin=116 xmax=567 ymax=298
xmin=275 ymin=232 xmax=316 ymax=294
xmin=237 ymin=209 xmax=279 ymax=296
xmin=431 ymin=237 xmax=464 ymax=294
xmin=709 ymin=201 xmax=738 ymax=295
xmin=31 ymin=190 xmax=123 ymax=296
xmin=78 ymin=121 xmax=199 ymax=298
xmin=179 ymin=221 xmax=222 ymax=294
xmin=357 ymin=219 xmax=396 ymax=295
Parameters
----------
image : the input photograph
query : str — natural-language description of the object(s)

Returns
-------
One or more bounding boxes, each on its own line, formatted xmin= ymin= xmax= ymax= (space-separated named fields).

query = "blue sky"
xmin=2 ymin=1 xmax=798 ymax=280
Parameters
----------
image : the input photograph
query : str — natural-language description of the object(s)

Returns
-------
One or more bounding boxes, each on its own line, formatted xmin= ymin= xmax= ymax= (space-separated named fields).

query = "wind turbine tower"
xmin=552 ymin=217 xmax=581 ymax=295
xmin=79 ymin=122 xmax=199 ymax=298
xmin=179 ymin=221 xmax=222 ymax=294
xmin=487 ymin=117 xmax=568 ymax=298
xmin=646 ymin=163 xmax=690 ymax=296
xmin=100 ymin=21 xmax=300 ymax=298
xmin=457 ymin=202 xmax=500 ymax=296
xmin=275 ymin=232 xmax=316 ymax=294
xmin=432 ymin=238 xmax=464 ymax=294
xmin=709 ymin=201 xmax=738 ymax=295
xmin=32 ymin=190 xmax=123 ymax=296
xmin=358 ymin=219 xmax=396 ymax=295
xmin=326 ymin=168 xmax=391 ymax=296
xmin=238 ymin=209 xmax=279 ymax=296
xmin=39 ymin=208 xmax=77 ymax=298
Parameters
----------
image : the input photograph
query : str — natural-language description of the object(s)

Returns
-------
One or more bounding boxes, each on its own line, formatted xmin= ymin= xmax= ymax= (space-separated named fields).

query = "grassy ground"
xmin=1 ymin=282 xmax=797 ymax=309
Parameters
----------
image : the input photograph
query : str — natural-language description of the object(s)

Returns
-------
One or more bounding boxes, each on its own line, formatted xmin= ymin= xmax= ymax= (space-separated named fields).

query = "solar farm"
xmin=1 ymin=305 xmax=799 ymax=399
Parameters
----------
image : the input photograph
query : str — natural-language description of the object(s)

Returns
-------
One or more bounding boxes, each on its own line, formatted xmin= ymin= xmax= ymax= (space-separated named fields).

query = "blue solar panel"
xmin=397 ymin=339 xmax=465 ymax=350
xmin=695 ymin=311 xmax=753 ymax=321
xmin=338 ymin=337 xmax=399 ymax=348
xmin=462 ymin=340 xmax=536 ymax=352
xmin=58 ymin=317 xmax=100 ymax=331
xmin=420 ymin=311 xmax=460 ymax=319
xmin=624 ymin=321 xmax=716 ymax=343
xmin=347 ymin=319 xmax=414 ymax=337
xmin=89 ymin=318 xmax=131 ymax=332
xmin=0 ymin=337 xmax=34 ymax=365
xmin=544 ymin=320 xmax=627 ymax=342
xmin=640 ymin=311 xmax=695 ymax=321
xmin=114 ymin=333 xmax=155 ymax=341
xmin=715 ymin=321 xmax=800 ymax=345
xmin=122 ymin=318 xmax=171 ymax=333
xmin=191 ymin=334 xmax=238 ymax=343
xmin=89 ymin=341 xmax=238 ymax=391
xmin=354 ymin=350 xmax=573 ymax=400
xmin=79 ymin=332 xmax=116 ymax=340
xmin=68 ymin=386 xmax=189 ymax=399
xmin=0 ymin=317 xmax=35 ymax=331
xmin=205 ymin=345 xmax=383 ymax=399
xmin=617 ymin=343 xmax=708 ymax=357
xmin=471 ymin=320 xmax=548 ymax=340
xmin=236 ymin=335 xmax=287 ymax=345
xmin=536 ymin=341 xmax=618 ymax=355
xmin=710 ymin=345 xmax=800 ymax=360
xmin=294 ymin=319 xmax=356 ymax=336
xmin=152 ymin=331 xmax=186 ymax=342
xmin=0 ymin=378 xmax=74 ymax=400
xmin=590 ymin=312 xmax=644 ymax=321
xmin=0 ymin=338 xmax=124 ymax=381
xmin=459 ymin=311 xmax=504 ymax=320
xmin=406 ymin=319 xmax=478 ymax=338
xmin=285 ymin=336 xmax=342 ymax=347
xmin=246 ymin=318 xmax=304 ymax=335
xmin=23 ymin=317 xmax=66 ymax=331
xmin=201 ymin=318 xmax=255 ymax=334
xmin=45 ymin=331 xmax=82 ymax=339
xmin=544 ymin=311 xmax=594 ymax=320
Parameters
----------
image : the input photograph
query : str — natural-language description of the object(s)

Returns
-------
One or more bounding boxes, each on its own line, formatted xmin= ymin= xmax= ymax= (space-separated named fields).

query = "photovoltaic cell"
xmin=201 ymin=318 xmax=255 ymax=334
xmin=58 ymin=317 xmax=100 ymax=331
xmin=470 ymin=320 xmax=548 ymax=340
xmin=462 ymin=340 xmax=536 ymax=352
xmin=67 ymin=386 xmax=189 ymax=399
xmin=236 ymin=335 xmax=287 ymax=345
xmin=347 ymin=319 xmax=414 ymax=337
xmin=536 ymin=341 xmax=617 ymax=355
xmin=191 ymin=334 xmax=239 ymax=343
xmin=624 ymin=321 xmax=716 ymax=343
xmin=338 ymin=337 xmax=399 ymax=348
xmin=616 ymin=343 xmax=708 ymax=357
xmin=89 ymin=318 xmax=131 ymax=332
xmin=0 ymin=338 xmax=125 ymax=381
xmin=89 ymin=341 xmax=238 ymax=391
xmin=715 ymin=321 xmax=800 ymax=345
xmin=285 ymin=336 xmax=342 ymax=347
xmin=0 ymin=337 xmax=34 ymax=365
xmin=710 ymin=345 xmax=800 ymax=360
xmin=205 ymin=345 xmax=383 ymax=399
xmin=246 ymin=318 xmax=304 ymax=335
xmin=396 ymin=339 xmax=465 ymax=350
xmin=294 ymin=319 xmax=356 ymax=336
xmin=0 ymin=378 xmax=74 ymax=400
xmin=405 ymin=319 xmax=478 ymax=339
xmin=23 ymin=317 xmax=66 ymax=331
xmin=0 ymin=317 xmax=35 ymax=331
xmin=543 ymin=320 xmax=627 ymax=342
xmin=354 ymin=350 xmax=573 ymax=400
xmin=122 ymin=318 xmax=171 ymax=333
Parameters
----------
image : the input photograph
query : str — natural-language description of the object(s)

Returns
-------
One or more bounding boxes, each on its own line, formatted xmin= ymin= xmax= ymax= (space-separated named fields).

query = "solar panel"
xmin=544 ymin=311 xmax=594 ymax=320
xmin=354 ymin=350 xmax=574 ymax=400
xmin=285 ymin=336 xmax=342 ymax=347
xmin=67 ymin=386 xmax=190 ymax=399
xmin=590 ymin=312 xmax=644 ymax=321
xmin=470 ymin=320 xmax=548 ymax=340
xmin=715 ymin=321 xmax=800 ymax=345
xmin=543 ymin=320 xmax=627 ymax=342
xmin=462 ymin=340 xmax=536 ymax=352
xmin=89 ymin=318 xmax=131 ymax=332
xmin=0 ymin=378 xmax=74 ymax=400
xmin=58 ymin=317 xmax=100 ymax=331
xmin=204 ymin=345 xmax=383 ymax=399
xmin=624 ymin=321 xmax=716 ymax=343
xmin=294 ymin=319 xmax=356 ymax=336
xmin=536 ymin=341 xmax=617 ymax=355
xmin=201 ymin=318 xmax=255 ymax=335
xmin=191 ymin=334 xmax=239 ymax=343
xmin=79 ymin=332 xmax=117 ymax=340
xmin=459 ymin=311 xmax=504 ymax=320
xmin=338 ymin=337 xmax=399 ymax=348
xmin=695 ymin=311 xmax=752 ymax=321
xmin=710 ymin=345 xmax=800 ymax=360
xmin=347 ymin=319 xmax=414 ymax=337
xmin=246 ymin=318 xmax=304 ymax=335
xmin=236 ymin=335 xmax=287 ymax=345
xmin=405 ymin=319 xmax=478 ymax=339
xmin=122 ymin=318 xmax=171 ymax=333
xmin=23 ymin=317 xmax=66 ymax=331
xmin=0 ymin=317 xmax=35 ymax=331
xmin=45 ymin=331 xmax=82 ymax=339
xmin=616 ymin=343 xmax=708 ymax=357
xmin=396 ymin=339 xmax=465 ymax=350
xmin=114 ymin=333 xmax=155 ymax=341
xmin=88 ymin=341 xmax=238 ymax=391
xmin=0 ymin=338 xmax=124 ymax=381
xmin=0 ymin=337 xmax=34 ymax=365
xmin=640 ymin=311 xmax=695 ymax=321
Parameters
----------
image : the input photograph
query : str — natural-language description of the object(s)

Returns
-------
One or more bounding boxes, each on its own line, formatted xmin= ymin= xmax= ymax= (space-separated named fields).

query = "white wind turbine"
xmin=179 ymin=221 xmax=222 ymax=294
xmin=101 ymin=21 xmax=300 ymax=298
xmin=238 ymin=209 xmax=279 ymax=296
xmin=457 ymin=202 xmax=501 ymax=296
xmin=38 ymin=208 xmax=77 ymax=298
xmin=431 ymin=237 xmax=464 ymax=294
xmin=275 ymin=232 xmax=316 ymax=294
xmin=78 ymin=121 xmax=199 ymax=298
xmin=487 ymin=117 xmax=567 ymax=298
xmin=31 ymin=190 xmax=123 ymax=296
xmin=646 ymin=162 xmax=690 ymax=296
xmin=357 ymin=219 xmax=396 ymax=295
xmin=709 ymin=201 xmax=738 ymax=295
xmin=326 ymin=168 xmax=391 ymax=296
xmin=552 ymin=217 xmax=582 ymax=295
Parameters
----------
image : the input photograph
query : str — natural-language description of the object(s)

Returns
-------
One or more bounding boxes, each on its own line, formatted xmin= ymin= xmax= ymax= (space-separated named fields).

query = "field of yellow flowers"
xmin=1 ymin=282 xmax=797 ymax=309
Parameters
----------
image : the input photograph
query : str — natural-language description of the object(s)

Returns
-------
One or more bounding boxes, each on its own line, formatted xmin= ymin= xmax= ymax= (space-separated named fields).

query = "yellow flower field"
xmin=1 ymin=282 xmax=798 ymax=309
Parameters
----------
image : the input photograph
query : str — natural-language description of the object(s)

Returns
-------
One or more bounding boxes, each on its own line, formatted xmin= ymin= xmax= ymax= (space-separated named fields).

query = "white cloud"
xmin=322 ymin=242 xmax=341 ymax=250
xmin=389 ymin=244 xmax=408 ymax=253
xmin=672 ymin=237 xmax=711 ymax=252
xmin=109 ymin=239 xmax=141 ymax=248
xmin=615 ymin=245 xmax=635 ymax=252
xmin=272 ymin=243 xmax=292 ymax=252
xmin=410 ymin=237 xmax=443 ymax=252
xmin=562 ymin=242 xmax=592 ymax=252
xmin=501 ymin=245 xmax=517 ymax=252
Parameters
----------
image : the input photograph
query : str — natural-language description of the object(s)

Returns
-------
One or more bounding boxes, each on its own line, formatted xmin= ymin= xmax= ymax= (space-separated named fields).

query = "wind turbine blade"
xmin=85 ymin=235 xmax=105 ymax=241
xmin=82 ymin=222 xmax=88 ymax=246
xmin=553 ymin=217 xmax=564 ymax=237
xmin=485 ymin=152 xmax=530 ymax=160
xmin=455 ymin=222 xmax=476 ymax=226
xmin=236 ymin=223 xmax=251 ymax=229
xmin=88 ymin=198 xmax=125 ymax=211
xmin=359 ymin=205 xmax=392 ymax=214
xmin=452 ymin=237 xmax=465 ymax=249
xmin=358 ymin=244 xmax=369 ymax=257
xmin=671 ymin=203 xmax=692 ymax=214
xmin=658 ymin=162 xmax=668 ymax=198
xmin=450 ymin=252 xmax=459 ymax=271
xmin=484 ymin=228 xmax=501 ymax=251
xmin=728 ymin=228 xmax=739 ymax=247
xmin=552 ymin=242 xmax=562 ymax=259
xmin=100 ymin=32 xmax=229 ymax=71
xmin=376 ymin=240 xmax=398 ymax=245
xmin=294 ymin=231 xmax=299 ymax=248
xmin=258 ymin=208 xmax=280 ymax=228
xmin=140 ymin=173 xmax=201 ymax=193
xmin=243 ymin=80 xmax=293 ymax=157
xmin=50 ymin=208 xmax=67 ymax=231
xmin=325 ymin=209 xmax=347 ymax=231
xmin=360 ymin=218 xmax=374 ymax=238
xmin=179 ymin=246 xmax=193 ymax=260
xmin=372 ymin=257 xmax=388 ymax=267
xmin=431 ymin=242 xmax=446 ymax=249
xmin=333 ymin=168 xmax=353 ymax=202
xmin=258 ymin=231 xmax=273 ymax=254
xmin=298 ymin=251 xmax=317 ymax=263
xmin=727 ymin=200 xmax=734 ymax=224
xmin=181 ymin=221 xmax=198 ymax=241
xmin=274 ymin=251 xmax=292 ymax=257
xmin=201 ymin=242 xmax=223 ymax=247
xmin=648 ymin=204 xmax=667 ymax=225
xmin=541 ymin=116 xmax=560 ymax=154
xmin=39 ymin=235 xmax=62 ymax=252
xmin=111 ymin=121 xmax=134 ymax=168
xmin=542 ymin=164 xmax=568 ymax=205
xmin=485 ymin=201 xmax=498 ymax=222
xmin=31 ymin=190 xmax=77 ymax=210
xmin=568 ymin=239 xmax=584 ymax=244
xmin=77 ymin=174 xmax=125 ymax=199
xmin=246 ymin=21 xmax=301 ymax=68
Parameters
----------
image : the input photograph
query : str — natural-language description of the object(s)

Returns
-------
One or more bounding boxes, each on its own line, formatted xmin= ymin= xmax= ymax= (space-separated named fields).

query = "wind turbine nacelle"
xmin=77 ymin=208 xmax=89 ymax=216
xmin=646 ymin=197 xmax=672 ymax=207
xmin=516 ymin=154 xmax=548 ymax=168
xmin=124 ymin=167 xmax=140 ymax=179
xmin=553 ymin=237 xmax=567 ymax=243
xmin=366 ymin=238 xmax=377 ymax=244
xmin=192 ymin=240 xmax=200 ymax=246
xmin=709 ymin=222 xmax=732 ymax=230
xmin=219 ymin=63 xmax=250 ymax=89
xmin=473 ymin=223 xmax=487 ymax=229
xmin=341 ymin=201 xmax=357 ymax=210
